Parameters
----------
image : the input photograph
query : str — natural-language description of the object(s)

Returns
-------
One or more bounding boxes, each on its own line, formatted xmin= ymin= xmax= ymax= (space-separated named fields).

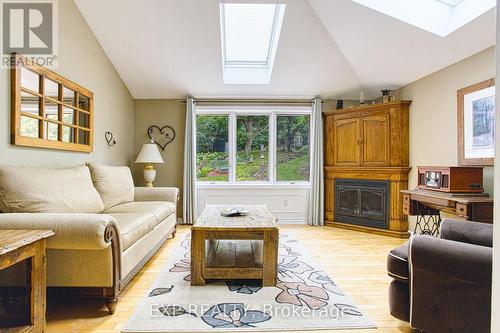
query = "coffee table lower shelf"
xmin=190 ymin=229 xmax=278 ymax=287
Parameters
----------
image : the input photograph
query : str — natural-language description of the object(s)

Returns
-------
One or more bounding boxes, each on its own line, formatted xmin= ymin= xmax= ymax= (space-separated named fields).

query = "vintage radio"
xmin=417 ymin=166 xmax=484 ymax=193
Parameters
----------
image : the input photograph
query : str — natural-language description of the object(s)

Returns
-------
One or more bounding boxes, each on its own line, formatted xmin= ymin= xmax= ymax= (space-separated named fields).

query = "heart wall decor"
xmin=147 ymin=125 xmax=176 ymax=151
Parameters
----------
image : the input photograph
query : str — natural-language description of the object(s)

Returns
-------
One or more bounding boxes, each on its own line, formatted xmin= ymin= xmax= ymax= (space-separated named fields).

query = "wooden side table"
xmin=0 ymin=230 xmax=54 ymax=332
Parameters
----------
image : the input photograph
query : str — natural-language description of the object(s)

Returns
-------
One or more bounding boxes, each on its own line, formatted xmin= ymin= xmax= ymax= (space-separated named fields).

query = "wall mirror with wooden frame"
xmin=11 ymin=54 xmax=94 ymax=152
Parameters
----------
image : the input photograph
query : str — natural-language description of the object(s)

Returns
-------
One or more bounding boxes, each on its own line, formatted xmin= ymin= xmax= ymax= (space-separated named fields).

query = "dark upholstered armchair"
xmin=387 ymin=218 xmax=493 ymax=333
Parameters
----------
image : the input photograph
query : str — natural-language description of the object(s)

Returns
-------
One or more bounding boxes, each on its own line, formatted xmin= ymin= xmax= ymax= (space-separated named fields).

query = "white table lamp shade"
xmin=135 ymin=143 xmax=164 ymax=164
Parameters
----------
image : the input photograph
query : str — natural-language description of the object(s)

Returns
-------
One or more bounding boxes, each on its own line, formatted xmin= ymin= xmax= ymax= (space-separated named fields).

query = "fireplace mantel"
xmin=324 ymin=166 xmax=411 ymax=238
xmin=325 ymin=166 xmax=411 ymax=180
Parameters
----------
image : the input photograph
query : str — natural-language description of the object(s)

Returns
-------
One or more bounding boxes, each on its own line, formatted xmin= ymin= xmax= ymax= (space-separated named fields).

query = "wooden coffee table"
xmin=0 ymin=230 xmax=54 ymax=332
xmin=191 ymin=205 xmax=279 ymax=286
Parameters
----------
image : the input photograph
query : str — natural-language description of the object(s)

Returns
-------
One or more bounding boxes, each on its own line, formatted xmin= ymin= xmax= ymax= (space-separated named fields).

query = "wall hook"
xmin=105 ymin=131 xmax=117 ymax=146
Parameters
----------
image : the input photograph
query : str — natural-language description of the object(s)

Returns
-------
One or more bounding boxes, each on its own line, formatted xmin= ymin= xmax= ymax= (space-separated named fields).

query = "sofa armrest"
xmin=440 ymin=218 xmax=493 ymax=247
xmin=409 ymin=235 xmax=492 ymax=332
xmin=134 ymin=187 xmax=179 ymax=203
xmin=411 ymin=235 xmax=492 ymax=287
xmin=0 ymin=213 xmax=118 ymax=250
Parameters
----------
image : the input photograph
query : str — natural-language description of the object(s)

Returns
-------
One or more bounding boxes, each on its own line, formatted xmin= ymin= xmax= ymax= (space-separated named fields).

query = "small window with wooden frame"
xmin=11 ymin=54 xmax=94 ymax=152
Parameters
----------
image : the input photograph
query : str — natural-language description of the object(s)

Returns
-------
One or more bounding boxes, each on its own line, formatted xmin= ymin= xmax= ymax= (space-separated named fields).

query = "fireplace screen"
xmin=334 ymin=179 xmax=390 ymax=229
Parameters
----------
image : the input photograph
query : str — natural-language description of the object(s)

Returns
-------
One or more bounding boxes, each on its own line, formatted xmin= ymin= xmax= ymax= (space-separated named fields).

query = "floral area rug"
xmin=123 ymin=233 xmax=375 ymax=332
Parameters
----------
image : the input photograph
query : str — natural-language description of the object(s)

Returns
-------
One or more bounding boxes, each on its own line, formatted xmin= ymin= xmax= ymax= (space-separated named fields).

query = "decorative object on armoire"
xmin=381 ymin=89 xmax=392 ymax=103
xmin=147 ymin=125 xmax=176 ymax=151
xmin=135 ymin=141 xmax=164 ymax=187
xmin=11 ymin=53 xmax=94 ymax=152
xmin=416 ymin=166 xmax=484 ymax=193
xmin=359 ymin=91 xmax=365 ymax=104
xmin=323 ymin=101 xmax=411 ymax=238
xmin=105 ymin=131 xmax=117 ymax=146
xmin=336 ymin=99 xmax=344 ymax=109
xmin=457 ymin=78 xmax=495 ymax=166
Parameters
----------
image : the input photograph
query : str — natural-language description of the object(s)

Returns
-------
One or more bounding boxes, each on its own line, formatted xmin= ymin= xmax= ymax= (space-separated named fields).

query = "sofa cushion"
xmin=0 ymin=165 xmax=103 ymax=213
xmin=387 ymin=241 xmax=409 ymax=282
xmin=121 ymin=215 xmax=176 ymax=278
xmin=88 ymin=164 xmax=135 ymax=210
xmin=110 ymin=213 xmax=156 ymax=250
xmin=104 ymin=201 xmax=175 ymax=223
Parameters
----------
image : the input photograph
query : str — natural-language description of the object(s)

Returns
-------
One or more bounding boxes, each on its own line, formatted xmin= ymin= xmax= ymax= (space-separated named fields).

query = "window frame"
xmin=220 ymin=3 xmax=282 ymax=68
xmin=11 ymin=53 xmax=94 ymax=153
xmin=195 ymin=105 xmax=312 ymax=186
xmin=218 ymin=3 xmax=286 ymax=84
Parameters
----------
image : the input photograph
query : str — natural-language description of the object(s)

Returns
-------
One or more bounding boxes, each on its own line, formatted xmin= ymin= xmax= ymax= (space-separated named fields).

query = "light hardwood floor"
xmin=46 ymin=225 xmax=415 ymax=332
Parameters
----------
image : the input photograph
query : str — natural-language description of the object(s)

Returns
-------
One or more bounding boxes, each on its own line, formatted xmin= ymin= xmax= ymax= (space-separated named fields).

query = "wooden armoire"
xmin=323 ymin=101 xmax=411 ymax=238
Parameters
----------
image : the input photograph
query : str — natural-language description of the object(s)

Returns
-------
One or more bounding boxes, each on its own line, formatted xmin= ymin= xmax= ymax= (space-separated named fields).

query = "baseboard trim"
xmin=277 ymin=219 xmax=308 ymax=225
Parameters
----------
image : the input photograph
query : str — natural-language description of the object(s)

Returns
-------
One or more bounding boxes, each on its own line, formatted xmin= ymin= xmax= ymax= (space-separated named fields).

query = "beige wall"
xmin=396 ymin=47 xmax=496 ymax=206
xmin=134 ymin=100 xmax=186 ymax=216
xmin=0 ymin=0 xmax=134 ymax=168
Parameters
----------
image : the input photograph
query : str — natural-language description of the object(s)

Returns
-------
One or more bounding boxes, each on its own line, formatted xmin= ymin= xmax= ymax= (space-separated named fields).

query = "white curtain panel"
xmin=308 ymin=98 xmax=324 ymax=226
xmin=182 ymin=98 xmax=196 ymax=224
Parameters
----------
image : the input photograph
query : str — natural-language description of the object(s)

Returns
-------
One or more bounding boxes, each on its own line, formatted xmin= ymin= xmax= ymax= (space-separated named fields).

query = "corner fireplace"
xmin=334 ymin=179 xmax=390 ymax=229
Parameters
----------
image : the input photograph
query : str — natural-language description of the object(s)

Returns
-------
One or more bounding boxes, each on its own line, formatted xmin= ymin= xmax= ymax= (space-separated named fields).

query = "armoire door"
xmin=361 ymin=114 xmax=390 ymax=166
xmin=333 ymin=117 xmax=360 ymax=166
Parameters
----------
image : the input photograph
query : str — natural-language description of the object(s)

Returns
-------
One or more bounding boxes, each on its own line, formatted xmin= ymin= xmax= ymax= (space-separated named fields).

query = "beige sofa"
xmin=0 ymin=164 xmax=178 ymax=313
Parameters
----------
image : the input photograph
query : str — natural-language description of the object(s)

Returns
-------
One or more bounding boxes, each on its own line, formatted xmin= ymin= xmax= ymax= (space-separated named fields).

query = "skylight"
xmin=352 ymin=0 xmax=495 ymax=37
xmin=219 ymin=3 xmax=286 ymax=84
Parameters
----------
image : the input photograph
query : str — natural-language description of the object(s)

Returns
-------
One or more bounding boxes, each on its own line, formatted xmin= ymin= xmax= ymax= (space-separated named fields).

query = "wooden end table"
xmin=191 ymin=205 xmax=279 ymax=287
xmin=0 ymin=230 xmax=54 ymax=332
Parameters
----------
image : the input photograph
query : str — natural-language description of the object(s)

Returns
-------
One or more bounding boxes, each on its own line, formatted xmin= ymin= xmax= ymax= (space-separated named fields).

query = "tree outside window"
xmin=236 ymin=115 xmax=269 ymax=181
xmin=276 ymin=115 xmax=310 ymax=181
xmin=196 ymin=115 xmax=229 ymax=181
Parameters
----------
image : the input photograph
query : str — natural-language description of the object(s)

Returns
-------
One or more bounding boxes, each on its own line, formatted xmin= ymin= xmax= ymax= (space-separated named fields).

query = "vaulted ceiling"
xmin=74 ymin=0 xmax=495 ymax=100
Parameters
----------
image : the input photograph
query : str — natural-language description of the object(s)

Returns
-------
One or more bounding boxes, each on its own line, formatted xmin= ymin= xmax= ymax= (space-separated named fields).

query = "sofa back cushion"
xmin=88 ymin=164 xmax=135 ymax=210
xmin=0 ymin=165 xmax=104 ymax=213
